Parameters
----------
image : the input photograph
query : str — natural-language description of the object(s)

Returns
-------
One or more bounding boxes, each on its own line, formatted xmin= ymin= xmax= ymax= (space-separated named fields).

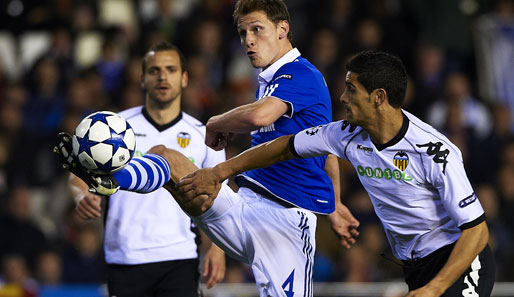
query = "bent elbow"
xmin=481 ymin=222 xmax=490 ymax=247
xmin=246 ymin=112 xmax=275 ymax=128
xmin=474 ymin=221 xmax=490 ymax=251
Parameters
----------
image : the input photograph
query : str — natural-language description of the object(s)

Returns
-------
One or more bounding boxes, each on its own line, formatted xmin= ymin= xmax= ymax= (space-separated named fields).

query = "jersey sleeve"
xmin=422 ymin=142 xmax=485 ymax=228
xmin=291 ymin=121 xmax=347 ymax=159
xmin=202 ymin=147 xmax=226 ymax=168
xmin=202 ymin=147 xmax=227 ymax=184
xmin=265 ymin=63 xmax=322 ymax=118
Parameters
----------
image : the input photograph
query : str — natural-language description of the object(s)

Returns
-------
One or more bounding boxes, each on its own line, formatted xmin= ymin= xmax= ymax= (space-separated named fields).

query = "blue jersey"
xmin=237 ymin=49 xmax=334 ymax=214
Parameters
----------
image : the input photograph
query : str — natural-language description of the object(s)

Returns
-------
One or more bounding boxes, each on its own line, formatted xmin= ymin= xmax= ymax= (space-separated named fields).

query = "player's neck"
xmin=367 ymin=109 xmax=404 ymax=145
xmin=145 ymin=97 xmax=181 ymax=125
xmin=263 ymin=43 xmax=293 ymax=71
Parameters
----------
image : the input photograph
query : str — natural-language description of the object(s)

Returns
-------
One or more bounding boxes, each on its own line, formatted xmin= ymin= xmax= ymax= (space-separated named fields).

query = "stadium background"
xmin=0 ymin=0 xmax=513 ymax=296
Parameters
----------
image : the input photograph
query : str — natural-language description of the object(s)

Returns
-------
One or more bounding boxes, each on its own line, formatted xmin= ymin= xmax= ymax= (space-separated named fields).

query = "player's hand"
xmin=205 ymin=130 xmax=230 ymax=151
xmin=328 ymin=203 xmax=360 ymax=248
xmin=202 ymin=243 xmax=226 ymax=288
xmin=177 ymin=168 xmax=223 ymax=203
xmin=75 ymin=192 xmax=103 ymax=220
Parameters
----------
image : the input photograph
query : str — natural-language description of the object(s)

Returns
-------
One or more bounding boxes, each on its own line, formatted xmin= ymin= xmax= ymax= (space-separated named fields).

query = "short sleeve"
xmin=422 ymin=142 xmax=485 ymax=228
xmin=202 ymin=147 xmax=227 ymax=184
xmin=292 ymin=121 xmax=350 ymax=160
xmin=265 ymin=63 xmax=323 ymax=117
xmin=202 ymin=147 xmax=226 ymax=168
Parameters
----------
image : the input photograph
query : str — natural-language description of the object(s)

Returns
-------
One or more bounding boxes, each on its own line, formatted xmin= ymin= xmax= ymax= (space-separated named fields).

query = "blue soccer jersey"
xmin=237 ymin=48 xmax=334 ymax=214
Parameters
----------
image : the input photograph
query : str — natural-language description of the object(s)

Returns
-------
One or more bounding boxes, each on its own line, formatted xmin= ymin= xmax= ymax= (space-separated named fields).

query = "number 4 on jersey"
xmin=282 ymin=269 xmax=295 ymax=297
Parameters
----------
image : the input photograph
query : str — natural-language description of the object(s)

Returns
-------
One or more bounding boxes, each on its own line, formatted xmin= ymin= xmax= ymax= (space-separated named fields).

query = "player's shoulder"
xmin=181 ymin=112 xmax=205 ymax=127
xmin=118 ymin=106 xmax=143 ymax=120
xmin=274 ymin=57 xmax=321 ymax=82
xmin=339 ymin=120 xmax=363 ymax=133
xmin=404 ymin=110 xmax=462 ymax=157
xmin=180 ymin=112 xmax=206 ymax=135
xmin=303 ymin=120 xmax=362 ymax=138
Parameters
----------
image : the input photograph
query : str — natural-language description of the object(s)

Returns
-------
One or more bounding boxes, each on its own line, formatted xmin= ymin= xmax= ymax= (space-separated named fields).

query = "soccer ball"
xmin=72 ymin=111 xmax=136 ymax=174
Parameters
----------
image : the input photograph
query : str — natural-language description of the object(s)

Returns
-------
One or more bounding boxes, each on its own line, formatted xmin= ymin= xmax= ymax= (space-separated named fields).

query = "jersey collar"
xmin=142 ymin=107 xmax=183 ymax=132
xmin=374 ymin=113 xmax=409 ymax=151
xmin=258 ymin=48 xmax=301 ymax=84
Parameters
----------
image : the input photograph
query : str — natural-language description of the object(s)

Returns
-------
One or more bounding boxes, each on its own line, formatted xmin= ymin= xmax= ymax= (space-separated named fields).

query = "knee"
xmin=147 ymin=145 xmax=197 ymax=174
xmin=148 ymin=144 xmax=169 ymax=155
xmin=148 ymin=145 xmax=182 ymax=163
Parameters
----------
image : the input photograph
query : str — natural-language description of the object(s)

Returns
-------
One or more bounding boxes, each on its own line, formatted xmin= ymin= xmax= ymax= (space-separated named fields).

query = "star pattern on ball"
xmin=74 ymin=111 xmax=135 ymax=174
xmin=103 ymin=129 xmax=129 ymax=152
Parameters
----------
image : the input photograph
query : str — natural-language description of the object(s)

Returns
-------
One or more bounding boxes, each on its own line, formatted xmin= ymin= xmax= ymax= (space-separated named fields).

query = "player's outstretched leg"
xmin=108 ymin=144 xmax=212 ymax=216
xmin=54 ymin=132 xmax=171 ymax=196
xmin=112 ymin=152 xmax=171 ymax=193
xmin=146 ymin=145 xmax=213 ymax=216
xmin=54 ymin=134 xmax=211 ymax=216
xmin=54 ymin=132 xmax=121 ymax=195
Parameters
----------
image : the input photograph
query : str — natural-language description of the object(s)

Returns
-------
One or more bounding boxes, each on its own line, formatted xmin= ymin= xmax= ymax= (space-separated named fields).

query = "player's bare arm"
xmin=69 ymin=173 xmax=103 ymax=220
xmin=324 ymin=155 xmax=360 ymax=248
xmin=406 ymin=221 xmax=489 ymax=297
xmin=178 ymin=134 xmax=294 ymax=199
xmin=205 ymin=96 xmax=288 ymax=150
xmin=199 ymin=228 xmax=226 ymax=289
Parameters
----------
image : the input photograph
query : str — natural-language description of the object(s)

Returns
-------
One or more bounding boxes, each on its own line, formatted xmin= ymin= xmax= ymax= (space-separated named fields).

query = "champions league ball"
xmin=72 ymin=111 xmax=136 ymax=174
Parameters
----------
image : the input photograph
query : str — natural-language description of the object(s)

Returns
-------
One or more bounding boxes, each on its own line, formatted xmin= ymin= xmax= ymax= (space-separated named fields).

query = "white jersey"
xmin=292 ymin=110 xmax=485 ymax=260
xmin=104 ymin=106 xmax=226 ymax=264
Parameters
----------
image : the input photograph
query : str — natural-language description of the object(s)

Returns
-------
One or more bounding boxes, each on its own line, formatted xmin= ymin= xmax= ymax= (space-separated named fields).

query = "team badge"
xmin=177 ymin=132 xmax=191 ymax=148
xmin=393 ymin=151 xmax=409 ymax=171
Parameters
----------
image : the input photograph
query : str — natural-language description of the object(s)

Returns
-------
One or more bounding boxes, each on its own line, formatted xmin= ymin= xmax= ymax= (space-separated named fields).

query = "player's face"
xmin=237 ymin=10 xmax=286 ymax=69
xmin=142 ymin=50 xmax=188 ymax=105
xmin=340 ymin=71 xmax=376 ymax=126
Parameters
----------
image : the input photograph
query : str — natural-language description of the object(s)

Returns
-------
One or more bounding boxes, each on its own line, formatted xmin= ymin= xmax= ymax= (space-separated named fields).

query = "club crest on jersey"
xmin=177 ymin=132 xmax=191 ymax=148
xmin=393 ymin=151 xmax=409 ymax=171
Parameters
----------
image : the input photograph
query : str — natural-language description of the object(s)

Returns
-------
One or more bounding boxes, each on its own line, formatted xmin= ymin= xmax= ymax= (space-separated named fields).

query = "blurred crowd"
xmin=0 ymin=0 xmax=513 ymax=295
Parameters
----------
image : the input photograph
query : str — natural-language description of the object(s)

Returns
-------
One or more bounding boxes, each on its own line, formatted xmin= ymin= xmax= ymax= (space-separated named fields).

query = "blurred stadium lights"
xmin=7 ymin=0 xmax=23 ymax=17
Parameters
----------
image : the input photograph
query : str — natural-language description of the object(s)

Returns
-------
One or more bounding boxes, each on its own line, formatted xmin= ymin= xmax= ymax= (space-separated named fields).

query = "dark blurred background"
xmin=0 ymin=0 xmax=513 ymax=296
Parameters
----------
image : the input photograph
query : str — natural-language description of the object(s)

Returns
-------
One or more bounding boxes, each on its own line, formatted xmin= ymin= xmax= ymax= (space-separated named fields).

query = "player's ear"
xmin=140 ymin=73 xmax=146 ymax=90
xmin=373 ymin=89 xmax=387 ymax=106
xmin=181 ymin=71 xmax=189 ymax=88
xmin=278 ymin=20 xmax=289 ymax=40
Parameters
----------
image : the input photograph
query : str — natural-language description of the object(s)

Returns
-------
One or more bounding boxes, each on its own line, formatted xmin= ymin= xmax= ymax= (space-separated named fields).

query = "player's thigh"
xmin=443 ymin=245 xmax=495 ymax=297
xmin=153 ymin=259 xmax=201 ymax=297
xmin=107 ymin=264 xmax=153 ymax=297
xmin=248 ymin=206 xmax=317 ymax=297
xmin=193 ymin=185 xmax=249 ymax=264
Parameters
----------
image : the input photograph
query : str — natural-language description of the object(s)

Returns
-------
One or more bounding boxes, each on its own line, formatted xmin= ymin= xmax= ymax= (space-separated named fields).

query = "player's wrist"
xmin=424 ymin=278 xmax=448 ymax=296
xmin=73 ymin=192 xmax=86 ymax=205
xmin=213 ymin=164 xmax=230 ymax=182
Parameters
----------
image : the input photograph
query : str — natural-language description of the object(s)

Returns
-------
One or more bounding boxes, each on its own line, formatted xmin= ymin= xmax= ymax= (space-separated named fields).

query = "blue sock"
xmin=113 ymin=153 xmax=171 ymax=193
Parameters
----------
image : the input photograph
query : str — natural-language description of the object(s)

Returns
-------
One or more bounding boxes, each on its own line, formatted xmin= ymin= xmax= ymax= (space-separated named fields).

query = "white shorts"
xmin=192 ymin=186 xmax=317 ymax=297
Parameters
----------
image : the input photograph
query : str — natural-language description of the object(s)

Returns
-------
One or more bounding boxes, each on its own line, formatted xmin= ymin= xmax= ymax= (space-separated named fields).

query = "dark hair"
xmin=142 ymin=41 xmax=187 ymax=74
xmin=233 ymin=0 xmax=293 ymax=42
xmin=346 ymin=50 xmax=407 ymax=108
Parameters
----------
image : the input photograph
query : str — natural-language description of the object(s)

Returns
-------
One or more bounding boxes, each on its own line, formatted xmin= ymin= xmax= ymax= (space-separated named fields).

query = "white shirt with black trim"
xmin=104 ymin=106 xmax=226 ymax=265
xmin=292 ymin=110 xmax=485 ymax=260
